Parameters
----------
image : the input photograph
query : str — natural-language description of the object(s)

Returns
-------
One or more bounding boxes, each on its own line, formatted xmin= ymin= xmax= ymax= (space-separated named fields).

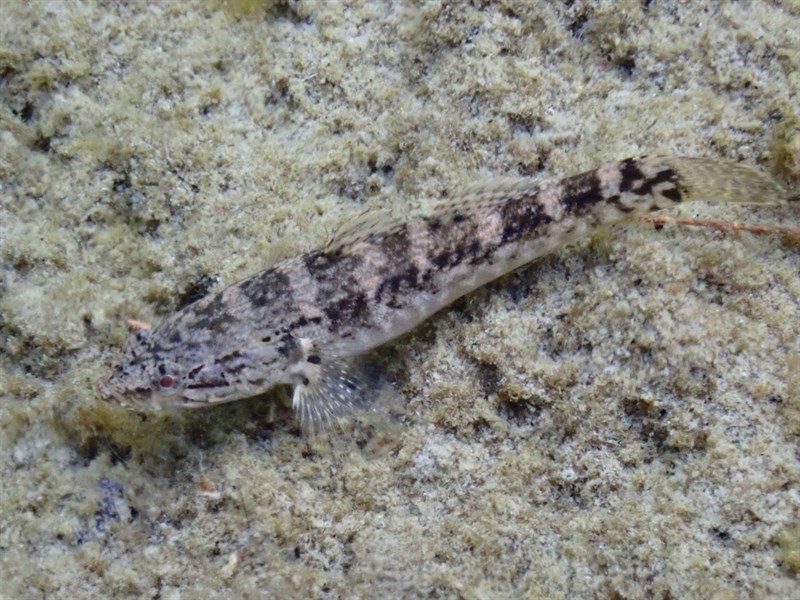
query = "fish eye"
xmin=153 ymin=364 xmax=182 ymax=394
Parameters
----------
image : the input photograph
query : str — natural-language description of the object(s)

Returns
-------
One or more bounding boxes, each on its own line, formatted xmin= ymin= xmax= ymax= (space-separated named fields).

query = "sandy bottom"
xmin=1 ymin=1 xmax=799 ymax=598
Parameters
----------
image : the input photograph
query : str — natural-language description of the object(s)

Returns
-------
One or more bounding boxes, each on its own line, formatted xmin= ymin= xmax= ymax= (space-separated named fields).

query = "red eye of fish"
xmin=159 ymin=375 xmax=176 ymax=389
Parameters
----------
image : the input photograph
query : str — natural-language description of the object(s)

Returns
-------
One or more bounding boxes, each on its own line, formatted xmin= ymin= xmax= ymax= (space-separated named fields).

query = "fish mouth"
xmin=95 ymin=375 xmax=157 ymax=409
xmin=96 ymin=375 xmax=126 ymax=405
xmin=96 ymin=375 xmax=195 ymax=411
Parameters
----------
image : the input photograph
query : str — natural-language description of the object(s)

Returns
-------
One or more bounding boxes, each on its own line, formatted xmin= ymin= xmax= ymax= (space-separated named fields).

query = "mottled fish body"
xmin=98 ymin=156 xmax=789 ymax=425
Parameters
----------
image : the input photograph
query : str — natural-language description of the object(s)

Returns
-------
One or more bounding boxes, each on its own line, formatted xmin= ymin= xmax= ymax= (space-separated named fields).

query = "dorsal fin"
xmin=457 ymin=176 xmax=541 ymax=199
xmin=326 ymin=177 xmax=542 ymax=251
xmin=446 ymin=176 xmax=542 ymax=207
xmin=326 ymin=208 xmax=399 ymax=250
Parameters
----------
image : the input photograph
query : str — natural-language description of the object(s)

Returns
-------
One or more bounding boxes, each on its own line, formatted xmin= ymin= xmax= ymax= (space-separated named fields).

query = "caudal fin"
xmin=659 ymin=157 xmax=789 ymax=206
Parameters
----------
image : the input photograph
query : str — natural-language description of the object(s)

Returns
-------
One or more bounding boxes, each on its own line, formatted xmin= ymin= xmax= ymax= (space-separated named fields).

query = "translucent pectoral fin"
xmin=287 ymin=339 xmax=389 ymax=433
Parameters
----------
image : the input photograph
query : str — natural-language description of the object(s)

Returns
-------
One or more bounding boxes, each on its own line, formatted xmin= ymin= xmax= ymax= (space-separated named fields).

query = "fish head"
xmin=97 ymin=326 xmax=287 ymax=409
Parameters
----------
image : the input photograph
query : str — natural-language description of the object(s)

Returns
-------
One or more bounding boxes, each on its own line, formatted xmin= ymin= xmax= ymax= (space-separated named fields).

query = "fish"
xmin=97 ymin=156 xmax=790 ymax=427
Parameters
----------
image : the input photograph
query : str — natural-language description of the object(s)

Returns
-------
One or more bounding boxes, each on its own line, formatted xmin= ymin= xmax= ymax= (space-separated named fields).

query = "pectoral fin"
xmin=286 ymin=337 xmax=384 ymax=432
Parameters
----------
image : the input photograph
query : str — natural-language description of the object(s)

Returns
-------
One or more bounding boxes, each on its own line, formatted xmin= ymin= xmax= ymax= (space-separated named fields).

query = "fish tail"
xmin=659 ymin=157 xmax=789 ymax=206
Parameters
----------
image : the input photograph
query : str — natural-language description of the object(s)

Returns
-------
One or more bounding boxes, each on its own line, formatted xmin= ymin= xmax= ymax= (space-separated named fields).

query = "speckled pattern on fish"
xmin=97 ymin=156 xmax=789 ymax=427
